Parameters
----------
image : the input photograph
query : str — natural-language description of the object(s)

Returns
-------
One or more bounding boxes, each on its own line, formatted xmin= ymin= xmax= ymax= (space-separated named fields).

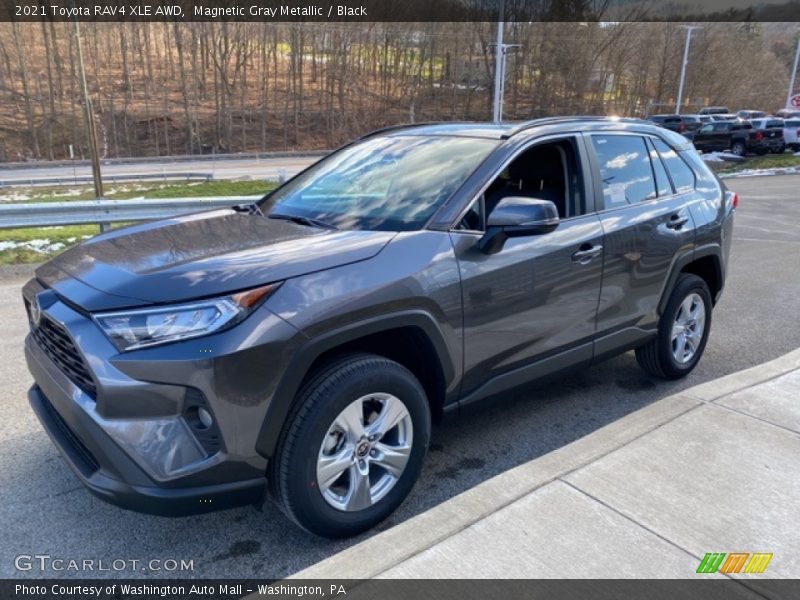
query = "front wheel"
xmin=268 ymin=354 xmax=430 ymax=538
xmin=636 ymin=274 xmax=712 ymax=380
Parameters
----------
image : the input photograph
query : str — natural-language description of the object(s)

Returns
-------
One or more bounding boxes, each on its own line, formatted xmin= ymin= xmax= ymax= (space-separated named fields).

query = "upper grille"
xmin=31 ymin=315 xmax=97 ymax=399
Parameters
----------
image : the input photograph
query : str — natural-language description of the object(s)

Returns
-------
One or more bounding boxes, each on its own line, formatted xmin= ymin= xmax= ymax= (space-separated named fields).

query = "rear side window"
xmin=647 ymin=139 xmax=673 ymax=197
xmin=591 ymin=135 xmax=656 ymax=208
xmin=653 ymin=138 xmax=695 ymax=193
xmin=786 ymin=120 xmax=800 ymax=127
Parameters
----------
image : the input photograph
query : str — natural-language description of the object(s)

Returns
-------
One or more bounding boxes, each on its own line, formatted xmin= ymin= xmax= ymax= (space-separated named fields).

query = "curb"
xmin=292 ymin=347 xmax=800 ymax=579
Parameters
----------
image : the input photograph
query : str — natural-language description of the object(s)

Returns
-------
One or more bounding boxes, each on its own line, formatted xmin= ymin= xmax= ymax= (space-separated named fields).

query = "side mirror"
xmin=478 ymin=196 xmax=560 ymax=255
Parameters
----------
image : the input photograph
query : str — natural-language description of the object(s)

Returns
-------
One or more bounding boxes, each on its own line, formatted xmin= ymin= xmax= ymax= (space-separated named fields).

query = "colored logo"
xmin=697 ymin=552 xmax=773 ymax=574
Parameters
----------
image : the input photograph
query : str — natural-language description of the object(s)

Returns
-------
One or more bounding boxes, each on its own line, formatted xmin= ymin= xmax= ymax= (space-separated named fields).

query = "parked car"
xmin=737 ymin=110 xmax=766 ymax=120
xmin=693 ymin=120 xmax=781 ymax=155
xmin=782 ymin=118 xmax=800 ymax=151
xmin=710 ymin=114 xmax=741 ymax=122
xmin=647 ymin=114 xmax=702 ymax=137
xmin=23 ymin=118 xmax=735 ymax=537
xmin=749 ymin=118 xmax=786 ymax=153
xmin=699 ymin=106 xmax=730 ymax=115
xmin=774 ymin=109 xmax=800 ymax=119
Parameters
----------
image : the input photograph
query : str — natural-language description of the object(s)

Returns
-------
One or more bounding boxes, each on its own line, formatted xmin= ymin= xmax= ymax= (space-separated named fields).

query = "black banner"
xmin=2 ymin=579 xmax=799 ymax=600
xmin=2 ymin=0 xmax=800 ymax=22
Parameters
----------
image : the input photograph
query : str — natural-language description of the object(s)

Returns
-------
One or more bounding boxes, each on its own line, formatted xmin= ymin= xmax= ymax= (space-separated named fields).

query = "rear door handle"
xmin=572 ymin=244 xmax=603 ymax=263
xmin=666 ymin=214 xmax=689 ymax=230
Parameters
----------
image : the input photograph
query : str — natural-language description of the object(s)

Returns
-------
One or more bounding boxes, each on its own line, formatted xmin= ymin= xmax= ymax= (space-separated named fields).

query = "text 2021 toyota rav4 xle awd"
xmin=24 ymin=118 xmax=735 ymax=537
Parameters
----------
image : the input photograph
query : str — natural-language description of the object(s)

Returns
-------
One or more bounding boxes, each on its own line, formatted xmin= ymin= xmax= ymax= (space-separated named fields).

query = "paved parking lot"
xmin=1 ymin=175 xmax=798 ymax=579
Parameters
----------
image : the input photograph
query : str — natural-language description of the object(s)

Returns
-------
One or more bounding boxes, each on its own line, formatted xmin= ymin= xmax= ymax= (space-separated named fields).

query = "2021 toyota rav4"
xmin=23 ymin=118 xmax=735 ymax=537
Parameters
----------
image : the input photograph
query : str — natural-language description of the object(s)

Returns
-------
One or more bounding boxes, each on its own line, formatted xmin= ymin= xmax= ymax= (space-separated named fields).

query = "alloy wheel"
xmin=671 ymin=292 xmax=706 ymax=364
xmin=316 ymin=393 xmax=413 ymax=512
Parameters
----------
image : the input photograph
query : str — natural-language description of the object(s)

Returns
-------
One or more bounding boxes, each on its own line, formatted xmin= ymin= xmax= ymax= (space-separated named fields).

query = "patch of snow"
xmin=701 ymin=152 xmax=742 ymax=163
xmin=720 ymin=166 xmax=800 ymax=179
xmin=0 ymin=238 xmax=75 ymax=254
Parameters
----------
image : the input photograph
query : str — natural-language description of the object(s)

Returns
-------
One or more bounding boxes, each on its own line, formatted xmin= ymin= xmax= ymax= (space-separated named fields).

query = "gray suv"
xmin=23 ymin=118 xmax=735 ymax=537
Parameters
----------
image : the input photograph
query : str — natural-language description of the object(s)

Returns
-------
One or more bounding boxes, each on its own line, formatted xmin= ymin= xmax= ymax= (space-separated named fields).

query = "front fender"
xmin=254 ymin=310 xmax=456 ymax=459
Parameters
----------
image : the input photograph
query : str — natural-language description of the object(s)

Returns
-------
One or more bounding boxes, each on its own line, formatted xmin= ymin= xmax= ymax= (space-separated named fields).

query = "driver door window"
xmin=455 ymin=137 xmax=586 ymax=231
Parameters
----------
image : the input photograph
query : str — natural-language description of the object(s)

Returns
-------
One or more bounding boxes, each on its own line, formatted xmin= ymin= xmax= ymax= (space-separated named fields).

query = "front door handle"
xmin=666 ymin=214 xmax=690 ymax=230
xmin=572 ymin=244 xmax=603 ymax=263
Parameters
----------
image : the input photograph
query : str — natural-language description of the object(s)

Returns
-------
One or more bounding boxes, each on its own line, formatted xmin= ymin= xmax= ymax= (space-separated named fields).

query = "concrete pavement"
xmin=295 ymin=347 xmax=800 ymax=580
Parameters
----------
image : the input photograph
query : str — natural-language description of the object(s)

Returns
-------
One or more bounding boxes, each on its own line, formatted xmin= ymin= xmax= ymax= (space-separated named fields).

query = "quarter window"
xmin=647 ymin=139 xmax=673 ymax=197
xmin=591 ymin=135 xmax=656 ymax=208
xmin=652 ymin=138 xmax=695 ymax=193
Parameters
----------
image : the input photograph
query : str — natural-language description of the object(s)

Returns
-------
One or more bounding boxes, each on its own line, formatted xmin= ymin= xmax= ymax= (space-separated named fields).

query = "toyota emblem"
xmin=30 ymin=294 xmax=42 ymax=327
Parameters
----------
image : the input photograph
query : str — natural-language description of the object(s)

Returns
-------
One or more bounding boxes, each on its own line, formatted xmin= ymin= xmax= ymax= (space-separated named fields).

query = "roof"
xmin=367 ymin=116 xmax=657 ymax=140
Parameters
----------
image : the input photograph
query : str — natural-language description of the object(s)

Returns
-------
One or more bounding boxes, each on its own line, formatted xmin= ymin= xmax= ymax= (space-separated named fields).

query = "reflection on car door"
xmin=451 ymin=137 xmax=604 ymax=400
xmin=587 ymin=133 xmax=696 ymax=356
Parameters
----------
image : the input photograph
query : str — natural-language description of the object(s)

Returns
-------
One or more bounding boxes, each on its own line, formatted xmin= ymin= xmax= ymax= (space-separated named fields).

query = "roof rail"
xmin=503 ymin=116 xmax=651 ymax=138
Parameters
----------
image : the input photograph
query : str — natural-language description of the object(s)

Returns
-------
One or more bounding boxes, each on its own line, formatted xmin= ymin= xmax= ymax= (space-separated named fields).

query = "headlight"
xmin=93 ymin=283 xmax=280 ymax=351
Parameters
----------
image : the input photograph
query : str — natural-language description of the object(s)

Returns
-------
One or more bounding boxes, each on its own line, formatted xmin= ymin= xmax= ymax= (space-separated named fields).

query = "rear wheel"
xmin=636 ymin=274 xmax=712 ymax=380
xmin=730 ymin=141 xmax=746 ymax=156
xmin=269 ymin=353 xmax=430 ymax=538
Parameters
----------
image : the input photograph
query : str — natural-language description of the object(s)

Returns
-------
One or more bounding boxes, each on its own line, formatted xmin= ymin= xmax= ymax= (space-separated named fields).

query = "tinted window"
xmin=786 ymin=120 xmax=800 ymax=127
xmin=647 ymin=139 xmax=673 ymax=196
xmin=767 ymin=120 xmax=784 ymax=128
xmin=653 ymin=138 xmax=695 ymax=193
xmin=591 ymin=135 xmax=656 ymax=208
xmin=263 ymin=135 xmax=497 ymax=231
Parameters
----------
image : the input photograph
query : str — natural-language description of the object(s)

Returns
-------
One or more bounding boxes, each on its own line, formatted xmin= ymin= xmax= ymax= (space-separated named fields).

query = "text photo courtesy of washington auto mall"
xmin=2 ymin=0 xmax=800 ymax=599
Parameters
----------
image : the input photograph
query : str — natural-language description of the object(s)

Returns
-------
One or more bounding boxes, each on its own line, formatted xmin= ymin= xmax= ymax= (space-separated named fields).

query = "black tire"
xmin=268 ymin=353 xmax=430 ymax=538
xmin=636 ymin=274 xmax=712 ymax=380
xmin=730 ymin=141 xmax=746 ymax=156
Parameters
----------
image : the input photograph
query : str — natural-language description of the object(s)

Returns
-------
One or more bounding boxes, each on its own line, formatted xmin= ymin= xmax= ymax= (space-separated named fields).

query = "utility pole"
xmin=492 ymin=3 xmax=505 ymax=123
xmin=676 ymin=26 xmax=701 ymax=115
xmin=73 ymin=18 xmax=103 ymax=200
xmin=786 ymin=37 xmax=800 ymax=109
xmin=491 ymin=2 xmax=520 ymax=123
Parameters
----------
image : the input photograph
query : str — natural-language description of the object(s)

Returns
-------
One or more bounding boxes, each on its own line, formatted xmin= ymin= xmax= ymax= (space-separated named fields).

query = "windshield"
xmin=261 ymin=135 xmax=498 ymax=231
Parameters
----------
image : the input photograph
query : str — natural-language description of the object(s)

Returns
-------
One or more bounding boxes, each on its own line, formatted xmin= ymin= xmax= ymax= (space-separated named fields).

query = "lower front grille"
xmin=32 ymin=317 xmax=97 ymax=399
xmin=39 ymin=392 xmax=100 ymax=476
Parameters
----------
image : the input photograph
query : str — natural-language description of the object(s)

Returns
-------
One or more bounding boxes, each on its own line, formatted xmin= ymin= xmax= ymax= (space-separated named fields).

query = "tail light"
xmin=754 ymin=130 xmax=763 ymax=142
xmin=678 ymin=123 xmax=686 ymax=132
xmin=727 ymin=191 xmax=739 ymax=210
xmin=796 ymin=128 xmax=800 ymax=137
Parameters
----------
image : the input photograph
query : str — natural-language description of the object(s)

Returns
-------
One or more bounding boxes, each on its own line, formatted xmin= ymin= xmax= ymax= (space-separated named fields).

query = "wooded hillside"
xmin=0 ymin=21 xmax=796 ymax=161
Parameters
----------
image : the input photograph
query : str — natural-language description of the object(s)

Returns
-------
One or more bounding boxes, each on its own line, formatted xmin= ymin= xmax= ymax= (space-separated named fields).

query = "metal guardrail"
xmin=0 ymin=150 xmax=329 ymax=171
xmin=0 ymin=196 xmax=262 ymax=230
xmin=0 ymin=172 xmax=213 ymax=188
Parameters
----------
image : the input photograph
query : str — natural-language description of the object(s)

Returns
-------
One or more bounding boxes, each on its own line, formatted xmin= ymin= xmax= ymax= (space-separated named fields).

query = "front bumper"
xmin=28 ymin=384 xmax=265 ymax=515
xmin=23 ymin=278 xmax=303 ymax=516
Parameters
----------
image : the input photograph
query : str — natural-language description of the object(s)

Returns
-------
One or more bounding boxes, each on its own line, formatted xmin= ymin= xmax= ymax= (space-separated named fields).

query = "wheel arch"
xmin=658 ymin=245 xmax=723 ymax=316
xmin=255 ymin=311 xmax=456 ymax=459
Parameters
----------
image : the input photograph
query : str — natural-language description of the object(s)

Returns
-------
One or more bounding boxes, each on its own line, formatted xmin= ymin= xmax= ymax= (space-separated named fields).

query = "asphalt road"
xmin=0 ymin=156 xmax=319 ymax=186
xmin=1 ymin=175 xmax=798 ymax=579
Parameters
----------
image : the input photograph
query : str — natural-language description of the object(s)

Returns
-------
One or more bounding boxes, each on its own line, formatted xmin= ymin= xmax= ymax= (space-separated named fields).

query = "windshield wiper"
xmin=268 ymin=212 xmax=337 ymax=230
xmin=232 ymin=203 xmax=264 ymax=216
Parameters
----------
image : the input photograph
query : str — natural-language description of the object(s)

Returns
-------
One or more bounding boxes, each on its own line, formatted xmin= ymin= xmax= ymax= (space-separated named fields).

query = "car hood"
xmin=37 ymin=209 xmax=396 ymax=311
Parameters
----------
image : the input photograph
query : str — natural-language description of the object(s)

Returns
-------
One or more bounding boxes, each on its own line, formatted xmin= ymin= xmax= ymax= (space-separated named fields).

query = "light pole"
xmin=786 ymin=37 xmax=800 ymax=109
xmin=676 ymin=26 xmax=701 ymax=115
